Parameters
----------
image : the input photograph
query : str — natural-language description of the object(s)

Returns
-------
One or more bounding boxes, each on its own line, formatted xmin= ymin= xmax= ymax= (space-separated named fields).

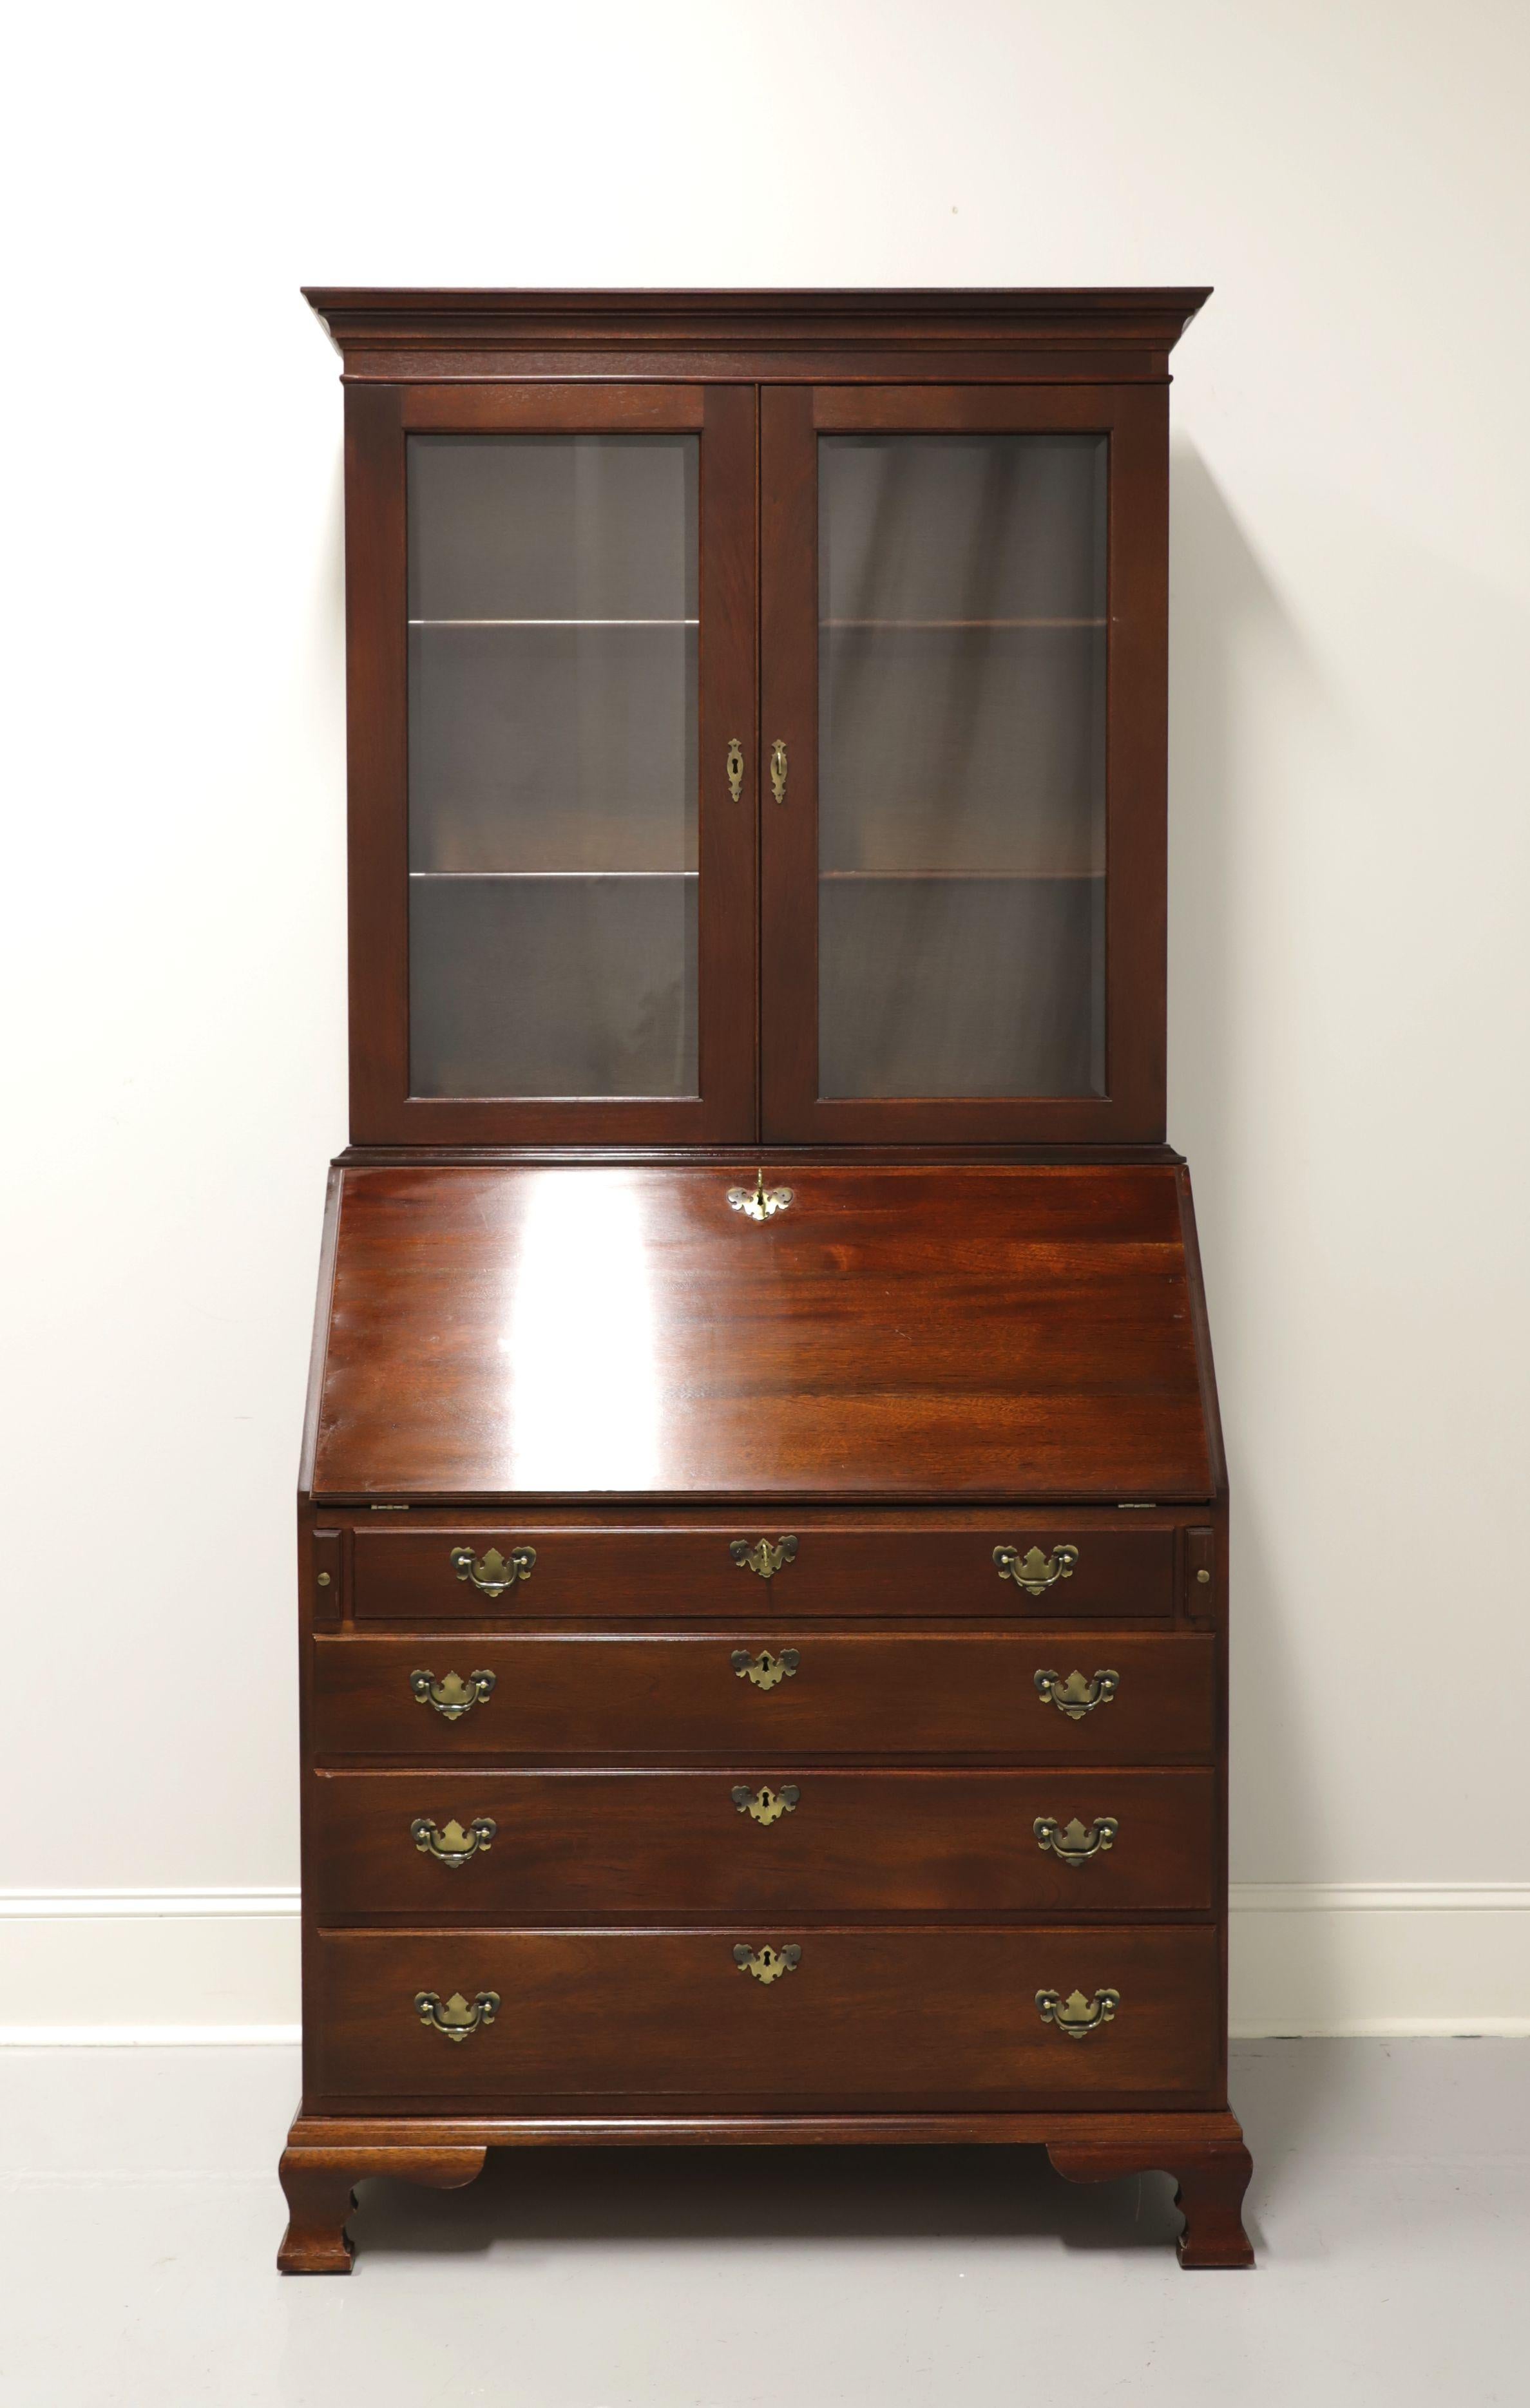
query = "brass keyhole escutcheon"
xmin=731 ymin=1647 xmax=801 ymax=1691
xmin=994 ymin=1542 xmax=1080 ymax=1597
xmin=725 ymin=737 xmax=744 ymax=802
xmin=731 ymin=1782 xmax=800 ymax=1826
xmin=730 ymin=1535 xmax=799 ymax=1581
xmin=734 ymin=1942 xmax=801 ymax=1985
xmin=728 ymin=1168 xmax=792 ymax=1221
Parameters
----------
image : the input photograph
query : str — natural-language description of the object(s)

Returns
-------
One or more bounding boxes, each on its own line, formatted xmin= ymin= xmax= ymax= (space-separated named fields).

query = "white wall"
xmin=4 ymin=0 xmax=1527 ymax=2034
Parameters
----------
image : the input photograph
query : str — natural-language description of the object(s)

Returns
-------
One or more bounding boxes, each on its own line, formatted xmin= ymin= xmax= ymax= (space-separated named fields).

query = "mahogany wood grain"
xmin=1049 ymin=2112 xmax=1254 ymax=2268
xmin=351 ymin=1520 xmax=1173 ymax=1621
xmin=309 ymin=1162 xmax=1213 ymax=1502
xmin=310 ymin=1767 xmax=1216 ymax=1918
xmin=311 ymin=1628 xmax=1216 ymax=1764
xmin=306 ymin=1925 xmax=1220 ymax=2108
xmin=276 ymin=2139 xmax=486 ymax=2274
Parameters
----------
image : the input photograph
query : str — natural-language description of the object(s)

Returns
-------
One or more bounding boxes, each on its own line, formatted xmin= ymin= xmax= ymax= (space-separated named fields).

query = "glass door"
xmin=760 ymin=384 xmax=1168 ymax=1143
xmin=347 ymin=384 xmax=756 ymax=1144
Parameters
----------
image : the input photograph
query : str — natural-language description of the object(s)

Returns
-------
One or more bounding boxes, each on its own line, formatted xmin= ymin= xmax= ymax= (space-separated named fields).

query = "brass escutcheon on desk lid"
xmin=731 ymin=1647 xmax=801 ymax=1690
xmin=728 ymin=1168 xmax=793 ymax=1221
xmin=1033 ymin=1814 xmax=1118 ymax=1866
xmin=994 ymin=1542 xmax=1080 ymax=1596
xmin=730 ymin=1535 xmax=798 ymax=1581
xmin=411 ymin=1668 xmax=497 ymax=1721
xmin=731 ymin=1782 xmax=800 ymax=1826
xmin=1034 ymin=1667 xmax=1118 ymax=1721
xmin=449 ymin=1544 xmax=536 ymax=1597
xmin=410 ymin=1815 xmax=497 ymax=1867
xmin=1035 ymin=1986 xmax=1120 ymax=2040
xmin=414 ymin=1989 xmax=500 ymax=2042
xmin=734 ymin=1942 xmax=801 ymax=1985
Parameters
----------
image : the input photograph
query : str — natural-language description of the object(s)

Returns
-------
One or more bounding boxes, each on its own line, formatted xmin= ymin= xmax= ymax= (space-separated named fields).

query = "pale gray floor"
xmin=1 ymin=2039 xmax=1525 ymax=2405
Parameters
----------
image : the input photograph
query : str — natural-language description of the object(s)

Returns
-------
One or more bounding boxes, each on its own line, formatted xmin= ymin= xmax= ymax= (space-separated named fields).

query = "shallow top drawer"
xmin=350 ymin=1522 xmax=1176 ymax=1622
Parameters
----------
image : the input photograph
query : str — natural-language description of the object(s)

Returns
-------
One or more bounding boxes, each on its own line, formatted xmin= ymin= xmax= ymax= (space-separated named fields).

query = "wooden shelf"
xmin=410 ymin=868 xmax=696 ymax=880
xmin=820 ymin=867 xmax=1104 ymax=882
xmin=821 ymin=617 xmax=1104 ymax=630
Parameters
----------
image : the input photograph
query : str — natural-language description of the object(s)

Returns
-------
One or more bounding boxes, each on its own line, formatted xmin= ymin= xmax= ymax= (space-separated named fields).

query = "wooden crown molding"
xmin=301 ymin=286 xmax=1212 ymax=383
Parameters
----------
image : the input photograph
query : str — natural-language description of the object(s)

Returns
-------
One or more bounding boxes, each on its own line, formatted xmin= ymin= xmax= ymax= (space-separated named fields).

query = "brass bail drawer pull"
xmin=411 ymin=1669 xmax=497 ymax=1721
xmin=731 ymin=1647 xmax=800 ymax=1690
xmin=734 ymin=1942 xmax=801 ymax=1985
xmin=1034 ymin=1668 xmax=1118 ymax=1721
xmin=414 ymin=1989 xmax=500 ymax=2043
xmin=410 ymin=1815 xmax=497 ymax=1868
xmin=731 ymin=1782 xmax=800 ymax=1826
xmin=725 ymin=737 xmax=745 ymax=802
xmin=730 ymin=1535 xmax=799 ymax=1581
xmin=769 ymin=738 xmax=789 ymax=803
xmin=1033 ymin=1814 xmax=1118 ymax=1866
xmin=1036 ymin=1986 xmax=1120 ymax=2040
xmin=994 ymin=1542 xmax=1079 ymax=1596
xmin=728 ymin=1168 xmax=793 ymax=1221
xmin=449 ymin=1544 xmax=536 ymax=1597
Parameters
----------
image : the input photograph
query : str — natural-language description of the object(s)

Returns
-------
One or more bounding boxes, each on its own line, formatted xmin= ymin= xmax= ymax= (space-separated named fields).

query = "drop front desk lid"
xmin=304 ymin=1162 xmax=1218 ymax=1504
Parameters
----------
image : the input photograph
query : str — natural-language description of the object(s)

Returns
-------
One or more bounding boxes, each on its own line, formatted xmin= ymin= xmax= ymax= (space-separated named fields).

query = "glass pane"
xmin=817 ymin=433 xmax=1107 ymax=1099
xmin=408 ymin=435 xmax=698 ymax=1097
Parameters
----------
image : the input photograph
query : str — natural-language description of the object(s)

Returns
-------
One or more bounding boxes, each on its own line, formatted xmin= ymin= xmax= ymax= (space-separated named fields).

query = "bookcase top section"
xmin=302 ymin=287 xmax=1211 ymax=382
xmin=305 ymin=1161 xmax=1217 ymax=1505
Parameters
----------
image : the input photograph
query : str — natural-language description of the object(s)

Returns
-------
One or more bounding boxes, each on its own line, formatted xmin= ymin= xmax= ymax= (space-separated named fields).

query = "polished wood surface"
xmin=311 ymin=1629 xmax=1217 ymax=1763
xmin=350 ymin=1518 xmax=1176 ymax=1618
xmin=307 ymin=1925 xmax=1220 ymax=2108
xmin=307 ymin=1162 xmax=1213 ymax=1501
xmin=311 ymin=1767 xmax=1216 ymax=1918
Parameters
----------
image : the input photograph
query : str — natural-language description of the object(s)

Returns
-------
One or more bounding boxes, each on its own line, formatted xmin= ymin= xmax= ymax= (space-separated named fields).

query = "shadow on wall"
xmin=1166 ymin=440 xmax=1339 ymax=2053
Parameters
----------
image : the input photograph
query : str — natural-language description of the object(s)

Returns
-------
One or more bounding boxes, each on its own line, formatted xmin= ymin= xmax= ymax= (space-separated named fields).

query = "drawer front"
xmin=313 ymin=1631 xmax=1215 ymax=1762
xmin=312 ymin=1767 xmax=1216 ymax=1918
xmin=352 ymin=1524 xmax=1175 ymax=1622
xmin=308 ymin=1925 xmax=1220 ymax=2107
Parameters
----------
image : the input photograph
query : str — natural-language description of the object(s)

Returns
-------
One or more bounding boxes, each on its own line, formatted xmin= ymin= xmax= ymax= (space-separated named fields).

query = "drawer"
xmin=312 ymin=1630 xmax=1216 ymax=1762
xmin=307 ymin=1924 xmax=1221 ymax=2107
xmin=350 ymin=1521 xmax=1176 ymax=1622
xmin=311 ymin=1767 xmax=1216 ymax=1918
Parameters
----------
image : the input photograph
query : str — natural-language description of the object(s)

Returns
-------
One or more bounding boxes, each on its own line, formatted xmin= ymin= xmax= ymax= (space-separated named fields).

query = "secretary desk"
xmin=279 ymin=287 xmax=1254 ymax=2273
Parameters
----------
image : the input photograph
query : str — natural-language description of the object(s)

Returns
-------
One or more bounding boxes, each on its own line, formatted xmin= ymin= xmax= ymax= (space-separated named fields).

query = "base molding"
xmin=276 ymin=2105 xmax=1254 ymax=2273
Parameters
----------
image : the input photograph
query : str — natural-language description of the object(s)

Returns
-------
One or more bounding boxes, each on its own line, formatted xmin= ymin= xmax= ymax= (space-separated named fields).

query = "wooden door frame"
xmin=345 ymin=381 xmax=759 ymax=1146
xmin=759 ymin=382 xmax=1169 ymax=1146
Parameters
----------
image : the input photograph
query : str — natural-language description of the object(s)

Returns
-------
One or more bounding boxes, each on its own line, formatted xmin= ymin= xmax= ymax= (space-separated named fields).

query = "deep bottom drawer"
xmin=307 ymin=1926 xmax=1220 ymax=2107
xmin=312 ymin=1767 xmax=1216 ymax=1915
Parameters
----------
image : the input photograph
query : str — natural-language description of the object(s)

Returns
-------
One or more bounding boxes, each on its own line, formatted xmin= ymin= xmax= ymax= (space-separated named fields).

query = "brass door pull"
xmin=728 ymin=1168 xmax=793 ymax=1221
xmin=994 ymin=1542 xmax=1079 ymax=1596
xmin=730 ymin=1535 xmax=799 ymax=1581
xmin=414 ymin=1989 xmax=500 ymax=2042
xmin=769 ymin=739 xmax=789 ymax=803
xmin=734 ymin=1942 xmax=800 ymax=1984
xmin=1034 ymin=1668 xmax=1118 ymax=1721
xmin=725 ymin=737 xmax=745 ymax=802
xmin=732 ymin=1782 xmax=800 ymax=1825
xmin=732 ymin=1647 xmax=800 ymax=1689
xmin=1033 ymin=1814 xmax=1118 ymax=1866
xmin=1036 ymin=1986 xmax=1120 ymax=2040
xmin=411 ymin=1815 xmax=497 ymax=1867
xmin=411 ymin=1669 xmax=497 ymax=1721
xmin=449 ymin=1544 xmax=536 ymax=1597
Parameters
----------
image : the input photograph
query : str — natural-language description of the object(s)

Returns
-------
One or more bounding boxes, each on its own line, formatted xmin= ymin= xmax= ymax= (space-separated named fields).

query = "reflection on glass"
xmin=818 ymin=433 xmax=1107 ymax=1099
xmin=408 ymin=435 xmax=699 ymax=1098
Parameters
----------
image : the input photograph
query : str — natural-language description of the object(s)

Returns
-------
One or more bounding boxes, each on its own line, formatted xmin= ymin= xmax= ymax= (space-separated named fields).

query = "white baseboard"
xmin=1 ymin=1884 xmax=1526 ymax=2044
